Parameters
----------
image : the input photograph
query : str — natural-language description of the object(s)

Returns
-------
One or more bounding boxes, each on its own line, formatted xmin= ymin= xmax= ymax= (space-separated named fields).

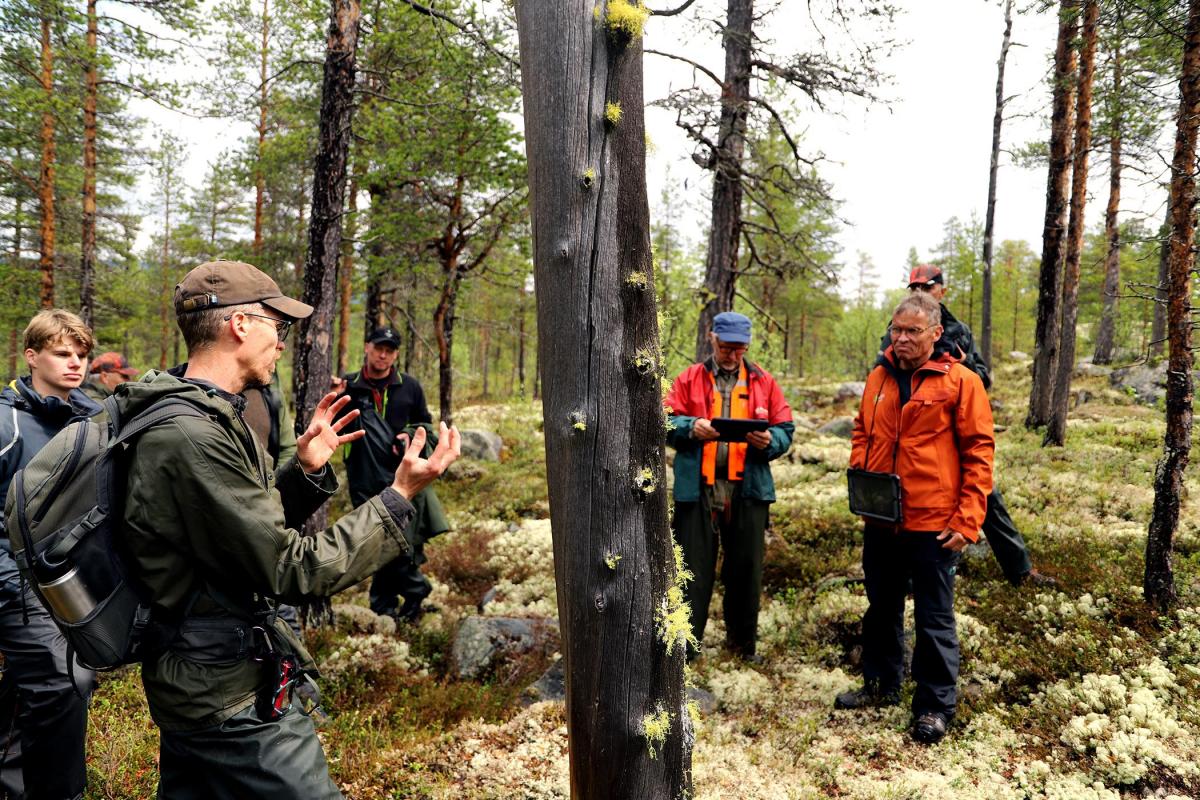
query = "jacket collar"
xmin=877 ymin=346 xmax=958 ymax=376
xmin=348 ymin=367 xmax=401 ymax=391
xmin=10 ymin=376 xmax=101 ymax=422
xmin=704 ymin=357 xmax=762 ymax=379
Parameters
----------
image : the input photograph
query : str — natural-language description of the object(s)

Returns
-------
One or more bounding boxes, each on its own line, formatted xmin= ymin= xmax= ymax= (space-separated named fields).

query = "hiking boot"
xmin=912 ymin=711 xmax=948 ymax=744
xmin=834 ymin=684 xmax=900 ymax=710
xmin=394 ymin=597 xmax=427 ymax=623
xmin=1019 ymin=568 xmax=1058 ymax=588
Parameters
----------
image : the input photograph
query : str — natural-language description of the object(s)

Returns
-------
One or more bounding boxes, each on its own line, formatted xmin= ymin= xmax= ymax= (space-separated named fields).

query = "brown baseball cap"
xmin=174 ymin=260 xmax=313 ymax=320
xmin=90 ymin=351 xmax=138 ymax=377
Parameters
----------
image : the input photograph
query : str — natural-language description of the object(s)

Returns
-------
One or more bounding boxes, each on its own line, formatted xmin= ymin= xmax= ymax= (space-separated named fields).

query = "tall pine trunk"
xmin=79 ymin=0 xmax=98 ymax=327
xmin=158 ymin=180 xmax=172 ymax=370
xmin=432 ymin=256 xmax=460 ymax=423
xmin=981 ymin=0 xmax=1013 ymax=370
xmin=694 ymin=0 xmax=752 ymax=361
xmin=1045 ymin=0 xmax=1099 ymax=447
xmin=38 ymin=10 xmax=55 ymax=309
xmin=1093 ymin=43 xmax=1123 ymax=365
xmin=514 ymin=2 xmax=693 ymax=796
xmin=254 ymin=0 xmax=269 ymax=255
xmin=1027 ymin=0 xmax=1078 ymax=429
xmin=293 ymin=0 xmax=360 ymax=624
xmin=1145 ymin=0 xmax=1200 ymax=613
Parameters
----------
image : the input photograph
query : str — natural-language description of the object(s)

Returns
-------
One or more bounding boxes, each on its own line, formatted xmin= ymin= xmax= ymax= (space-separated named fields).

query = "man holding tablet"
xmin=664 ymin=311 xmax=794 ymax=662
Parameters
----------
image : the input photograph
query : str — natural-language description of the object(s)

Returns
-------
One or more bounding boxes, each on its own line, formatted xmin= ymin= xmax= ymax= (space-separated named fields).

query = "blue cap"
xmin=712 ymin=311 xmax=751 ymax=344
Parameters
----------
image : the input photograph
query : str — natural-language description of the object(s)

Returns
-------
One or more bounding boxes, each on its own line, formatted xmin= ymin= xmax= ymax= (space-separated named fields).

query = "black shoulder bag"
xmin=846 ymin=384 xmax=903 ymax=524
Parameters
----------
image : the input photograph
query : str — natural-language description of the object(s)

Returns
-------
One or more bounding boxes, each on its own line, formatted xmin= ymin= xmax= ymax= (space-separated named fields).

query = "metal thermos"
xmin=37 ymin=565 xmax=97 ymax=624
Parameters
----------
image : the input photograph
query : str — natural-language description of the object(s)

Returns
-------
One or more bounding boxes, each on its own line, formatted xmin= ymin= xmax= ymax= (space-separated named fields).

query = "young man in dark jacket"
xmin=118 ymin=261 xmax=459 ymax=798
xmin=880 ymin=264 xmax=1053 ymax=588
xmin=664 ymin=312 xmax=794 ymax=661
xmin=0 ymin=309 xmax=100 ymax=800
xmin=334 ymin=327 xmax=449 ymax=621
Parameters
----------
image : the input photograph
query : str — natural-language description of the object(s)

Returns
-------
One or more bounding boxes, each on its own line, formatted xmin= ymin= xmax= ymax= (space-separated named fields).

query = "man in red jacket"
xmin=837 ymin=292 xmax=994 ymax=745
xmin=664 ymin=312 xmax=794 ymax=662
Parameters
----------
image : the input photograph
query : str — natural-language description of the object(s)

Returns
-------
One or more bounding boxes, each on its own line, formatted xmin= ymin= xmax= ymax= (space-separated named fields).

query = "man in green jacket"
xmin=117 ymin=260 xmax=460 ymax=799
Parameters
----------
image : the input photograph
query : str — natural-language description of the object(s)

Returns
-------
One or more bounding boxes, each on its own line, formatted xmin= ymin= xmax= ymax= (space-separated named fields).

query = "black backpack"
xmin=4 ymin=396 xmax=205 ymax=670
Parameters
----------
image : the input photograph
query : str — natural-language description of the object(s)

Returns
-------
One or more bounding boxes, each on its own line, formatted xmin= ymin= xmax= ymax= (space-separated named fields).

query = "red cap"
xmin=907 ymin=263 xmax=944 ymax=288
xmin=90 ymin=352 xmax=139 ymax=377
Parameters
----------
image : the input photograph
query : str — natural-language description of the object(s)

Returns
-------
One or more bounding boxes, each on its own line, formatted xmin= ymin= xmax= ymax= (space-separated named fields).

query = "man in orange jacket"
xmin=836 ymin=292 xmax=994 ymax=745
xmin=664 ymin=312 xmax=794 ymax=661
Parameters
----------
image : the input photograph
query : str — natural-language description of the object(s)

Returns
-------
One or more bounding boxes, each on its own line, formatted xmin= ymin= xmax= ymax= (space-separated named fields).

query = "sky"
xmin=135 ymin=1 xmax=1175 ymax=299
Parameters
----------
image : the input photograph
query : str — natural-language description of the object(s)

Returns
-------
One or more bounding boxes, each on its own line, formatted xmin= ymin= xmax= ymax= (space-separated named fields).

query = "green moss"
xmin=605 ymin=101 xmax=623 ymax=126
xmin=642 ymin=706 xmax=672 ymax=759
xmin=604 ymin=0 xmax=650 ymax=39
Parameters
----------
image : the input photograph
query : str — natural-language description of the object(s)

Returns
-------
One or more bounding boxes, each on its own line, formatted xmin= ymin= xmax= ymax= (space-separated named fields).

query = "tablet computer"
xmin=846 ymin=468 xmax=903 ymax=524
xmin=710 ymin=417 xmax=770 ymax=442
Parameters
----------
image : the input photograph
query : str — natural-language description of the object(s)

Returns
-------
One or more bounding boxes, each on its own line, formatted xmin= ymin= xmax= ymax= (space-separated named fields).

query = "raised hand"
xmin=296 ymin=392 xmax=365 ymax=473
xmin=391 ymin=422 xmax=461 ymax=499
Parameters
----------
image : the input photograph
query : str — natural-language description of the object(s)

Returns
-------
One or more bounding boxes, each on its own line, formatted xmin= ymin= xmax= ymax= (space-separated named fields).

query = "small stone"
xmin=459 ymin=429 xmax=504 ymax=461
xmin=817 ymin=416 xmax=854 ymax=439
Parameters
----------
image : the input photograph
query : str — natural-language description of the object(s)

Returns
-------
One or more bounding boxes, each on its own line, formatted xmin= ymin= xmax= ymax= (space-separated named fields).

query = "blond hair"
xmin=23 ymin=309 xmax=94 ymax=354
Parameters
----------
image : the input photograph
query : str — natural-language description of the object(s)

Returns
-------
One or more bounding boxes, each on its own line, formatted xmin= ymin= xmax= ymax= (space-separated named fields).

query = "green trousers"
xmin=672 ymin=487 xmax=769 ymax=658
xmin=157 ymin=701 xmax=341 ymax=799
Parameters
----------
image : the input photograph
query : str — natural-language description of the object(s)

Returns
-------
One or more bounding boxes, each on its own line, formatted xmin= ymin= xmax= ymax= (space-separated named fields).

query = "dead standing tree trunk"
xmin=1027 ymin=0 xmax=1078 ymax=429
xmin=1145 ymin=0 xmax=1200 ymax=613
xmin=693 ymin=0 xmax=752 ymax=362
xmin=1093 ymin=36 xmax=1123 ymax=365
xmin=38 ymin=9 xmax=55 ymax=309
xmin=514 ymin=2 xmax=693 ymax=797
xmin=254 ymin=0 xmax=270 ymax=256
xmin=79 ymin=0 xmax=98 ymax=327
xmin=980 ymin=0 xmax=1013 ymax=371
xmin=293 ymin=0 xmax=360 ymax=626
xmin=1045 ymin=0 xmax=1099 ymax=448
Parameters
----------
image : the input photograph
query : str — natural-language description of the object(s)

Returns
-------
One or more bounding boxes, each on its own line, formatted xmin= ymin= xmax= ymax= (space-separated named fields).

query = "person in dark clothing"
xmin=334 ymin=327 xmax=449 ymax=621
xmin=879 ymin=264 xmax=1054 ymax=588
xmin=0 ymin=309 xmax=101 ymax=800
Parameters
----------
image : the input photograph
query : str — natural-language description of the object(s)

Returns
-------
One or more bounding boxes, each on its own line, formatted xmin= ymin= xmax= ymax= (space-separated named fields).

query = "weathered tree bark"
xmin=515 ymin=2 xmax=692 ymax=797
xmin=1093 ymin=41 xmax=1124 ymax=365
xmin=364 ymin=186 xmax=385 ymax=345
xmin=693 ymin=0 xmax=752 ymax=362
xmin=37 ymin=11 xmax=55 ymax=309
xmin=517 ymin=280 xmax=527 ymax=398
xmin=980 ymin=0 xmax=1013 ymax=370
xmin=432 ymin=254 xmax=461 ymax=422
xmin=1145 ymin=0 xmax=1200 ymax=613
xmin=1027 ymin=0 xmax=1078 ymax=429
xmin=254 ymin=0 xmax=270 ymax=255
xmin=293 ymin=0 xmax=360 ymax=625
xmin=1045 ymin=0 xmax=1099 ymax=448
xmin=79 ymin=0 xmax=98 ymax=327
xmin=1150 ymin=221 xmax=1169 ymax=361
xmin=337 ymin=176 xmax=357 ymax=376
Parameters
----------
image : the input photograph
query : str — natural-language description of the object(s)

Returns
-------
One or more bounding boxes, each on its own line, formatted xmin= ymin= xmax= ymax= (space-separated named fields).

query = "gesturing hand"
xmin=936 ymin=528 xmax=970 ymax=552
xmin=392 ymin=423 xmax=461 ymax=500
xmin=296 ymin=392 xmax=364 ymax=473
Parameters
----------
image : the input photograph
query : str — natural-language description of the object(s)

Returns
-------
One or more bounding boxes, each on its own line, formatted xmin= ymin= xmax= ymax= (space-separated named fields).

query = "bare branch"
xmin=645 ymin=49 xmax=723 ymax=88
xmin=649 ymin=0 xmax=700 ymax=16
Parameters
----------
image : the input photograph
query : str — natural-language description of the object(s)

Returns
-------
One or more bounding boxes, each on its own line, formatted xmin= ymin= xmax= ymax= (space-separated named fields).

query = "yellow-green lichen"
xmin=686 ymin=698 xmax=701 ymax=726
xmin=605 ymin=101 xmax=623 ymax=126
xmin=570 ymin=410 xmax=588 ymax=431
xmin=634 ymin=466 xmax=656 ymax=495
xmin=626 ymin=271 xmax=648 ymax=290
xmin=604 ymin=0 xmax=650 ymax=39
xmin=658 ymin=543 xmax=697 ymax=656
xmin=581 ymin=167 xmax=596 ymax=189
xmin=642 ymin=706 xmax=672 ymax=759
xmin=632 ymin=347 xmax=659 ymax=376
xmin=605 ymin=552 xmax=622 ymax=570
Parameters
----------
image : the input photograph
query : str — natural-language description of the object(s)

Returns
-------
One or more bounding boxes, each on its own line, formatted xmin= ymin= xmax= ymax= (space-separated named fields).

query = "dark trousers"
xmin=0 ymin=582 xmax=95 ymax=800
xmin=158 ymin=702 xmax=341 ymax=800
xmin=368 ymin=538 xmax=430 ymax=617
xmin=861 ymin=525 xmax=960 ymax=719
xmin=672 ymin=489 xmax=769 ymax=657
xmin=982 ymin=488 xmax=1033 ymax=584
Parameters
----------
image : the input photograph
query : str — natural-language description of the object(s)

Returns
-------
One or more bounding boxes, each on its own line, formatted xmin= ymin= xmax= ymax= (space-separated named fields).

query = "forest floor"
xmin=85 ymin=358 xmax=1200 ymax=799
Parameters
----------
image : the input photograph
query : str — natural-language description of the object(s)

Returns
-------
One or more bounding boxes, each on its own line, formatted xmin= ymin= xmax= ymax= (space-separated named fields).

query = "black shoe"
xmin=912 ymin=712 xmax=948 ymax=744
xmin=834 ymin=684 xmax=900 ymax=710
xmin=394 ymin=597 xmax=426 ymax=623
xmin=1018 ymin=568 xmax=1058 ymax=588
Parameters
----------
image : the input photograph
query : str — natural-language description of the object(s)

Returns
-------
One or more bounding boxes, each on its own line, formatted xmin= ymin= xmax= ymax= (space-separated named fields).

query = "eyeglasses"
xmin=225 ymin=310 xmax=292 ymax=343
xmin=715 ymin=342 xmax=748 ymax=354
xmin=888 ymin=324 xmax=935 ymax=339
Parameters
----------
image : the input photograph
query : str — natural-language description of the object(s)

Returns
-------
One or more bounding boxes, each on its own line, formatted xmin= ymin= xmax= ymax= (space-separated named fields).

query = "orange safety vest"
xmin=701 ymin=363 xmax=750 ymax=485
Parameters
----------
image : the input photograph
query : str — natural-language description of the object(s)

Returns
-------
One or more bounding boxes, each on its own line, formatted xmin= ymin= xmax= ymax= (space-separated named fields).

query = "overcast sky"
xmin=139 ymin=1 xmax=1175 ymax=297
